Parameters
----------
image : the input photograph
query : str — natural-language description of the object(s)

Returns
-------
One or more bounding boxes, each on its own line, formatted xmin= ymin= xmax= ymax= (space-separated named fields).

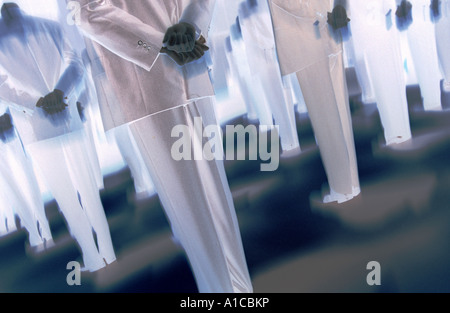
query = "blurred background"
xmin=0 ymin=0 xmax=449 ymax=293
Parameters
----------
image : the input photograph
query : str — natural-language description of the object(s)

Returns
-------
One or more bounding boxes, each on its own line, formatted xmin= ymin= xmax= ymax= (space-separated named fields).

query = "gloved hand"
xmin=0 ymin=112 xmax=14 ymax=143
xmin=395 ymin=0 xmax=413 ymax=31
xmin=0 ymin=112 xmax=13 ymax=133
xmin=163 ymin=22 xmax=197 ymax=53
xmin=430 ymin=0 xmax=441 ymax=22
xmin=327 ymin=5 xmax=350 ymax=30
xmin=161 ymin=36 xmax=209 ymax=66
xmin=36 ymin=89 xmax=68 ymax=114
xmin=396 ymin=0 xmax=412 ymax=18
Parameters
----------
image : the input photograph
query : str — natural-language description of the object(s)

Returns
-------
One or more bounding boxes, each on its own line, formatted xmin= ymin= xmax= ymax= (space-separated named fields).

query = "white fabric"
xmin=269 ymin=0 xmax=360 ymax=201
xmin=435 ymin=0 xmax=450 ymax=84
xmin=239 ymin=0 xmax=299 ymax=152
xmin=0 ymin=5 xmax=84 ymax=145
xmin=129 ymin=99 xmax=253 ymax=293
xmin=27 ymin=130 xmax=116 ymax=271
xmin=348 ymin=0 xmax=412 ymax=145
xmin=0 ymin=111 xmax=52 ymax=246
xmin=228 ymin=22 xmax=272 ymax=123
xmin=112 ymin=124 xmax=154 ymax=197
xmin=76 ymin=0 xmax=253 ymax=292
xmin=74 ymin=0 xmax=215 ymax=131
xmin=406 ymin=0 xmax=442 ymax=111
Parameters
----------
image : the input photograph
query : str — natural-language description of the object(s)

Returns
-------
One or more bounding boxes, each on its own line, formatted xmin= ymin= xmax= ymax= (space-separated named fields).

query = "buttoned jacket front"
xmin=76 ymin=0 xmax=216 ymax=131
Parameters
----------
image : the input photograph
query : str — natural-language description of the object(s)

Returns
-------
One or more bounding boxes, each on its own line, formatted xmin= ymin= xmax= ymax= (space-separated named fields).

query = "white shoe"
xmin=323 ymin=186 xmax=361 ymax=204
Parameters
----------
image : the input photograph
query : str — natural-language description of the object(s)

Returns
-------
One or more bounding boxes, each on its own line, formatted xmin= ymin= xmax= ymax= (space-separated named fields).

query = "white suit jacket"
xmin=268 ymin=0 xmax=342 ymax=76
xmin=0 ymin=9 xmax=85 ymax=145
xmin=75 ymin=0 xmax=216 ymax=131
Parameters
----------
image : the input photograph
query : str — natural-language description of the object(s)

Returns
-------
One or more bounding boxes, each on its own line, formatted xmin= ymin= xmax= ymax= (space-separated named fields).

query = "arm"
xmin=55 ymin=38 xmax=86 ymax=99
xmin=179 ymin=0 xmax=217 ymax=40
xmin=0 ymin=74 xmax=36 ymax=114
xmin=73 ymin=0 xmax=165 ymax=72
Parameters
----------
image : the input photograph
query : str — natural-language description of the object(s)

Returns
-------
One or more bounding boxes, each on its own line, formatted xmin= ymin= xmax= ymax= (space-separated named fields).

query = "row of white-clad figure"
xmin=0 ymin=0 xmax=449 ymax=294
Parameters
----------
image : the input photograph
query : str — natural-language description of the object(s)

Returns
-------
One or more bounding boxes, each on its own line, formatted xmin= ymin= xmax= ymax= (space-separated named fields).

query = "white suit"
xmin=75 ymin=0 xmax=252 ymax=293
xmin=405 ymin=0 xmax=442 ymax=111
xmin=238 ymin=0 xmax=300 ymax=153
xmin=269 ymin=0 xmax=360 ymax=203
xmin=347 ymin=0 xmax=412 ymax=145
xmin=435 ymin=0 xmax=450 ymax=90
xmin=82 ymin=39 xmax=155 ymax=197
xmin=0 ymin=4 xmax=115 ymax=271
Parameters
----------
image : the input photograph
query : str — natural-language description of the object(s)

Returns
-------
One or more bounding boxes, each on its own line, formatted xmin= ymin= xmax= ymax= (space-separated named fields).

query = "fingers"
xmin=197 ymin=35 xmax=206 ymax=45
xmin=163 ymin=22 xmax=198 ymax=53
xmin=168 ymin=50 xmax=186 ymax=66
xmin=197 ymin=42 xmax=209 ymax=52
xmin=37 ymin=91 xmax=68 ymax=114
xmin=36 ymin=97 xmax=45 ymax=108
xmin=161 ymin=36 xmax=210 ymax=66
xmin=191 ymin=44 xmax=204 ymax=59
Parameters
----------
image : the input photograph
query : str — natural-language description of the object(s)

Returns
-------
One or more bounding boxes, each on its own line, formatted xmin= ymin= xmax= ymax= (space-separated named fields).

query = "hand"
xmin=396 ymin=0 xmax=412 ymax=18
xmin=395 ymin=0 xmax=413 ymax=31
xmin=163 ymin=22 xmax=197 ymax=53
xmin=161 ymin=36 xmax=209 ymax=66
xmin=36 ymin=89 xmax=68 ymax=114
xmin=327 ymin=5 xmax=350 ymax=30
xmin=0 ymin=113 xmax=13 ymax=132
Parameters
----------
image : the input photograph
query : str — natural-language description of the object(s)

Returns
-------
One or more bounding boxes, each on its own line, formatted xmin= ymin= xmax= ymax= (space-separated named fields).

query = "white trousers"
xmin=407 ymin=3 xmax=442 ymax=111
xmin=435 ymin=3 xmax=450 ymax=84
xmin=295 ymin=54 xmax=360 ymax=202
xmin=128 ymin=98 xmax=253 ymax=293
xmin=256 ymin=50 xmax=300 ymax=152
xmin=346 ymin=35 xmax=376 ymax=104
xmin=0 ymin=133 xmax=51 ymax=246
xmin=113 ymin=124 xmax=154 ymax=197
xmin=350 ymin=22 xmax=412 ymax=145
xmin=27 ymin=130 xmax=115 ymax=271
xmin=0 ymin=188 xmax=17 ymax=236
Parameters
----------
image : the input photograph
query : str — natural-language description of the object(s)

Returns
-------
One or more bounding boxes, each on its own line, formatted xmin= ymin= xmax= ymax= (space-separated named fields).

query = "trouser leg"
xmin=82 ymin=122 xmax=105 ymax=190
xmin=296 ymin=56 xmax=359 ymax=202
xmin=129 ymin=99 xmax=253 ymax=293
xmin=61 ymin=131 xmax=116 ymax=264
xmin=0 ymin=141 xmax=43 ymax=246
xmin=7 ymin=136 xmax=53 ymax=242
xmin=0 ymin=190 xmax=16 ymax=235
xmin=26 ymin=137 xmax=105 ymax=271
xmin=435 ymin=13 xmax=450 ymax=85
xmin=365 ymin=34 xmax=412 ymax=145
xmin=260 ymin=61 xmax=300 ymax=152
xmin=329 ymin=52 xmax=360 ymax=191
xmin=407 ymin=22 xmax=442 ymax=110
xmin=113 ymin=124 xmax=154 ymax=196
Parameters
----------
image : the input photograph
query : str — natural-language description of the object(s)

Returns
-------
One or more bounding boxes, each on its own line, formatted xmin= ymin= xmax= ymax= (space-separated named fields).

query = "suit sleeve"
xmin=0 ymin=74 xmax=37 ymax=114
xmin=73 ymin=0 xmax=165 ymax=72
xmin=55 ymin=36 xmax=86 ymax=98
xmin=179 ymin=0 xmax=217 ymax=39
